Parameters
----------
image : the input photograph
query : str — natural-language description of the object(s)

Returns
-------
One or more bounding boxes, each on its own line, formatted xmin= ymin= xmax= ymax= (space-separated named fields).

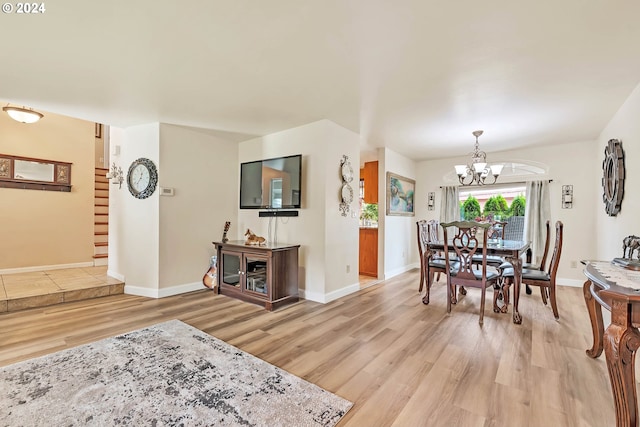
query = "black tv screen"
xmin=240 ymin=154 xmax=302 ymax=209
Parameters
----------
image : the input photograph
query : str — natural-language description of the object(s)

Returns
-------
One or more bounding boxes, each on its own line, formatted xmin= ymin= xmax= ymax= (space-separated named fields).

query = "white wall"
xmin=109 ymin=123 xmax=238 ymax=297
xmin=112 ymin=123 xmax=161 ymax=294
xmin=238 ymin=120 xmax=360 ymax=302
xmin=109 ymin=119 xmax=361 ymax=302
xmin=596 ymin=82 xmax=640 ymax=260
xmin=415 ymin=139 xmax=599 ymax=285
xmin=158 ymin=124 xmax=238 ymax=293
xmin=107 ymin=126 xmax=126 ymax=281
xmin=381 ymin=147 xmax=419 ymax=279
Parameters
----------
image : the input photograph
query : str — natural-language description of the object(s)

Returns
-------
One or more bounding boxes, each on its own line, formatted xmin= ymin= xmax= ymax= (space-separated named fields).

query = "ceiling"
xmin=2 ymin=1 xmax=640 ymax=160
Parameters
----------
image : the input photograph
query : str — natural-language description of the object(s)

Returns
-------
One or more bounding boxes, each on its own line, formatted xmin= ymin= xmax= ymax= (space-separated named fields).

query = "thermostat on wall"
xmin=160 ymin=187 xmax=175 ymax=196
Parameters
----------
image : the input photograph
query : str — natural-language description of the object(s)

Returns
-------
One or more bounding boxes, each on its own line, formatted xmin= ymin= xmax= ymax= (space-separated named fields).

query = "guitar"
xmin=222 ymin=221 xmax=230 ymax=243
xmin=202 ymin=222 xmax=231 ymax=291
xmin=202 ymin=255 xmax=217 ymax=291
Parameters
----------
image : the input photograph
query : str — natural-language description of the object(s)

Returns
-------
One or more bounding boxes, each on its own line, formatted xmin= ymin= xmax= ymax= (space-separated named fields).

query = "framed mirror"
xmin=0 ymin=154 xmax=72 ymax=192
xmin=602 ymin=139 xmax=625 ymax=216
xmin=13 ymin=160 xmax=55 ymax=182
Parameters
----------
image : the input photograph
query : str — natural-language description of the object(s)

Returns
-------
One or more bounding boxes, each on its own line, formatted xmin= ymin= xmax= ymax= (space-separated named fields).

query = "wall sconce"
xmin=427 ymin=192 xmax=435 ymax=210
xmin=562 ymin=185 xmax=573 ymax=209
xmin=106 ymin=163 xmax=123 ymax=189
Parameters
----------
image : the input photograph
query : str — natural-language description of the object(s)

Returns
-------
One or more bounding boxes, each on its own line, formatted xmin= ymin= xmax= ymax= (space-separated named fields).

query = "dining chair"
xmin=523 ymin=220 xmax=551 ymax=302
xmin=416 ymin=220 xmax=430 ymax=293
xmin=501 ymin=221 xmax=563 ymax=320
xmin=417 ymin=220 xmax=443 ymax=291
xmin=500 ymin=220 xmax=551 ymax=299
xmin=426 ymin=219 xmax=443 ymax=282
xmin=441 ymin=221 xmax=500 ymax=325
xmin=472 ymin=220 xmax=508 ymax=306
xmin=417 ymin=220 xmax=455 ymax=304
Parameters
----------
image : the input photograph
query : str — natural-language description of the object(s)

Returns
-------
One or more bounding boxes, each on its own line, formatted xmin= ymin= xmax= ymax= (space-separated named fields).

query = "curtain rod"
xmin=439 ymin=179 xmax=553 ymax=189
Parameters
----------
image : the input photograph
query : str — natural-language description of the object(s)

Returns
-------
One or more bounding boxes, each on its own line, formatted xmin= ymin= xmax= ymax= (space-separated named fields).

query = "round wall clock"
xmin=602 ymin=139 xmax=625 ymax=216
xmin=127 ymin=157 xmax=158 ymax=199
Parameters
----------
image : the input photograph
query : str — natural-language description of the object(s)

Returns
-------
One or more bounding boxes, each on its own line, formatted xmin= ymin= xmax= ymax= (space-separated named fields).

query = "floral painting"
xmin=386 ymin=172 xmax=415 ymax=216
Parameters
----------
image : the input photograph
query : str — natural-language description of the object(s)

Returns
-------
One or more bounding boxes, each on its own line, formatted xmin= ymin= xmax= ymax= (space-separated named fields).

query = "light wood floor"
xmin=0 ymin=269 xmax=618 ymax=426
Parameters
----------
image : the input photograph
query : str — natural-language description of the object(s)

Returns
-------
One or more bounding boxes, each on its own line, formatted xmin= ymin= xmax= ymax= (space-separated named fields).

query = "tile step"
xmin=1 ymin=283 xmax=125 ymax=313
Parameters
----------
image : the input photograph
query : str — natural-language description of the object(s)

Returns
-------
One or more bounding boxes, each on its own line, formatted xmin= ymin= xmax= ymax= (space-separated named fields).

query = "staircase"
xmin=94 ymin=167 xmax=109 ymax=265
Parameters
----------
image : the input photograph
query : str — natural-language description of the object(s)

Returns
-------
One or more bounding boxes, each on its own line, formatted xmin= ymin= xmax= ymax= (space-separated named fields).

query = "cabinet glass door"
xmin=221 ymin=252 xmax=241 ymax=287
xmin=245 ymin=255 xmax=268 ymax=296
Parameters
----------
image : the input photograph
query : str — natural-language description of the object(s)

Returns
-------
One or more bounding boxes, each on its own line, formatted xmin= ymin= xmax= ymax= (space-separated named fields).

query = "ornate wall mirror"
xmin=0 ymin=154 xmax=72 ymax=192
xmin=602 ymin=139 xmax=625 ymax=216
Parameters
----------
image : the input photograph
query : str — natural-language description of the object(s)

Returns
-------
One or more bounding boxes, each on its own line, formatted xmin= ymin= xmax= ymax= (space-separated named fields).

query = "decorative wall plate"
xmin=602 ymin=139 xmax=625 ymax=216
xmin=339 ymin=154 xmax=353 ymax=217
xmin=341 ymin=161 xmax=353 ymax=183
xmin=341 ymin=183 xmax=354 ymax=203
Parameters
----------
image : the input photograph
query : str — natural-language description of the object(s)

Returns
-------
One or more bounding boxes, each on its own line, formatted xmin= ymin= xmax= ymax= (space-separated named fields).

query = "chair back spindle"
xmin=447 ymin=226 xmax=482 ymax=281
xmin=416 ymin=220 xmax=428 ymax=292
xmin=547 ymin=221 xmax=563 ymax=279
xmin=427 ymin=219 xmax=440 ymax=244
xmin=538 ymin=220 xmax=552 ymax=272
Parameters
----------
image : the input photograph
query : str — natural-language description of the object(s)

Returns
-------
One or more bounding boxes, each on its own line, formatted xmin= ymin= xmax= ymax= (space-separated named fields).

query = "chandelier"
xmin=454 ymin=130 xmax=503 ymax=186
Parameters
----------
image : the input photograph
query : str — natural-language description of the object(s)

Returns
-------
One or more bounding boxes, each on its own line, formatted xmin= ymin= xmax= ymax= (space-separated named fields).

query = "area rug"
xmin=0 ymin=320 xmax=352 ymax=426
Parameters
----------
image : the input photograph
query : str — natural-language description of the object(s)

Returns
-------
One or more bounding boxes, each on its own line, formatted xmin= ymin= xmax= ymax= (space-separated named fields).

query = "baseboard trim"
xmin=558 ymin=277 xmax=584 ymax=288
xmin=124 ymin=282 xmax=204 ymax=299
xmin=300 ymin=282 xmax=360 ymax=304
xmin=0 ymin=261 xmax=95 ymax=275
xmin=384 ymin=263 xmax=419 ymax=280
xmin=107 ymin=270 xmax=125 ymax=282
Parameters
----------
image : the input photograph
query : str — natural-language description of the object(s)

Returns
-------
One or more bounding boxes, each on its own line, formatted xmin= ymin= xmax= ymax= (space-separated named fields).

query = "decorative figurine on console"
xmin=244 ymin=229 xmax=266 ymax=246
xmin=622 ymin=235 xmax=640 ymax=259
xmin=613 ymin=234 xmax=640 ymax=270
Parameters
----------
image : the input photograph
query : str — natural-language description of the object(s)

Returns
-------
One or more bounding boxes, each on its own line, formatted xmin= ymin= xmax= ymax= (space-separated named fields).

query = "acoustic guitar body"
xmin=202 ymin=267 xmax=217 ymax=291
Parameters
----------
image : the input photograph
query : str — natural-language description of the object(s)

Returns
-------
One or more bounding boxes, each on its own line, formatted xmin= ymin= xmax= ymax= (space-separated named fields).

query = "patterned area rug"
xmin=0 ymin=320 xmax=352 ymax=426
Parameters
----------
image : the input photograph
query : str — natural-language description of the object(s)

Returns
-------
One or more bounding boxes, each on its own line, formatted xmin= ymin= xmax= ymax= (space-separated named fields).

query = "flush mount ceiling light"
xmin=3 ymin=105 xmax=44 ymax=124
xmin=454 ymin=130 xmax=503 ymax=186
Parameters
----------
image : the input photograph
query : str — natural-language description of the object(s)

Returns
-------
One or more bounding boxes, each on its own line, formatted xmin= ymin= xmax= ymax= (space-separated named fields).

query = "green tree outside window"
xmin=509 ymin=195 xmax=526 ymax=217
xmin=461 ymin=196 xmax=481 ymax=220
xmin=483 ymin=195 xmax=509 ymax=218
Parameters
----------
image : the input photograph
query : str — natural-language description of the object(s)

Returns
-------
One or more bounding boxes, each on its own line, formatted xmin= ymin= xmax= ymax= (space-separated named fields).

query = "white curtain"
xmin=440 ymin=186 xmax=460 ymax=224
xmin=524 ymin=180 xmax=551 ymax=264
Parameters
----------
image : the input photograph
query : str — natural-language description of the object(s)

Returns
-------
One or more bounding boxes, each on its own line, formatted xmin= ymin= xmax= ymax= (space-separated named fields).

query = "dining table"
xmin=583 ymin=260 xmax=640 ymax=427
xmin=425 ymin=239 xmax=530 ymax=324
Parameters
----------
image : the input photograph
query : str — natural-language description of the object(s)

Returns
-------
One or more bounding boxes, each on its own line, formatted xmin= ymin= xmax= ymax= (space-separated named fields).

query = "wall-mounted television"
xmin=240 ymin=154 xmax=302 ymax=209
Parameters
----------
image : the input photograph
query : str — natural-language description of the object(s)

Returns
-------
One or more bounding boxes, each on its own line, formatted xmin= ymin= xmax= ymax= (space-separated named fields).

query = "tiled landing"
xmin=0 ymin=266 xmax=124 ymax=313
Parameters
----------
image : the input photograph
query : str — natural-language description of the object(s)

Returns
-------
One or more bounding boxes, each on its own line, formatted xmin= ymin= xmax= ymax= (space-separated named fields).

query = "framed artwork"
xmin=386 ymin=172 xmax=415 ymax=216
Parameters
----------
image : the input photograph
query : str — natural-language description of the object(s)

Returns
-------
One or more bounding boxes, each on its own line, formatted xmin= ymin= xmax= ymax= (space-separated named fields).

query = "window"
xmin=459 ymin=184 xmax=526 ymax=221
xmin=459 ymin=184 xmax=527 ymax=241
